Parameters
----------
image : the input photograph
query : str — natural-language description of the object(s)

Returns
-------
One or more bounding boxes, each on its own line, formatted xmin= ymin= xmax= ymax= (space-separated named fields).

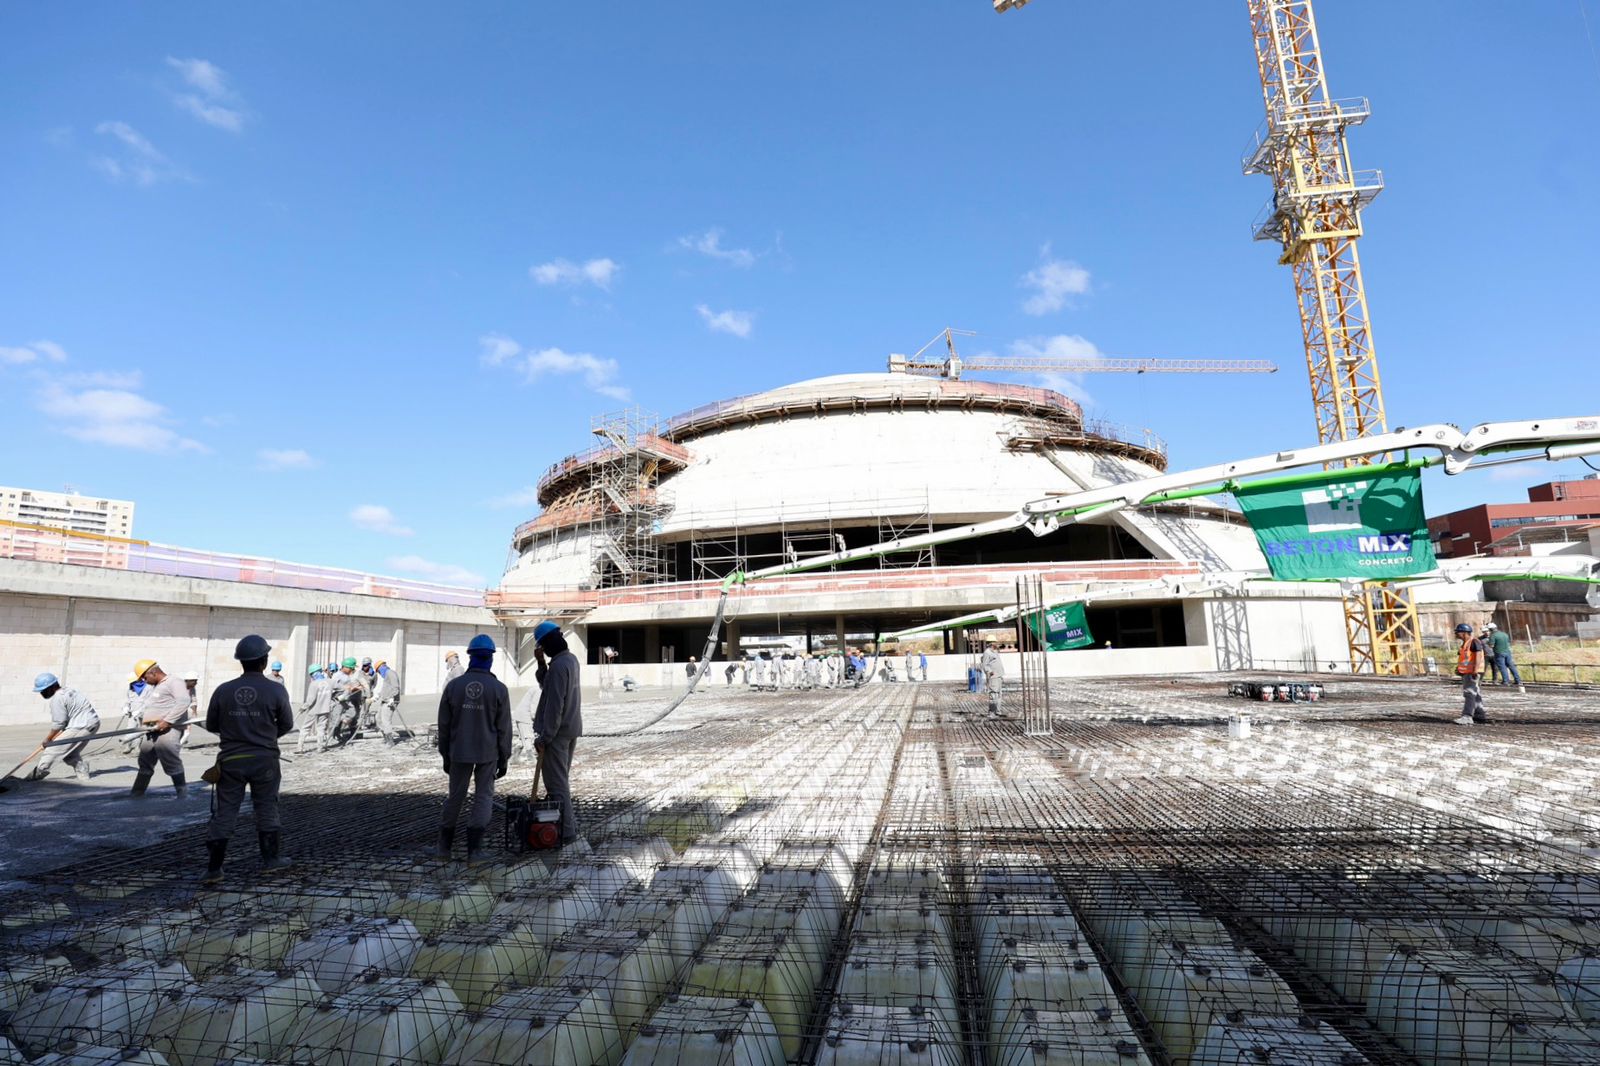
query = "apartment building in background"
xmin=0 ymin=485 xmax=136 ymax=567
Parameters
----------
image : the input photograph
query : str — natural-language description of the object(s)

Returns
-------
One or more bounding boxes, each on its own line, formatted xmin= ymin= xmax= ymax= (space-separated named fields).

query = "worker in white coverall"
xmin=130 ymin=658 xmax=191 ymax=798
xmin=117 ymin=675 xmax=149 ymax=755
xmin=297 ymin=666 xmax=336 ymax=753
xmin=28 ymin=673 xmax=100 ymax=781
xmin=373 ymin=660 xmax=404 ymax=743
xmin=444 ymin=650 xmax=465 ymax=684
xmin=980 ymin=642 xmax=1004 ymax=718
xmin=532 ymin=620 xmax=583 ymax=846
xmin=433 ymin=633 xmax=513 ymax=862
xmin=181 ymin=672 xmax=199 ymax=747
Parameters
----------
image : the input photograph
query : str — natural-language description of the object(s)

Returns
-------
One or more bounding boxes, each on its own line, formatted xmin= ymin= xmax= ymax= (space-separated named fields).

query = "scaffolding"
xmin=587 ymin=407 xmax=674 ymax=590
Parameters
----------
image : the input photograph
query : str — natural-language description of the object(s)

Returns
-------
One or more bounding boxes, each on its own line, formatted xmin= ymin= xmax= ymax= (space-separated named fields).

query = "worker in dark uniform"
xmin=433 ymin=633 xmax=512 ymax=862
xmin=202 ymin=634 xmax=296 ymax=884
xmin=533 ymin=620 xmax=584 ymax=846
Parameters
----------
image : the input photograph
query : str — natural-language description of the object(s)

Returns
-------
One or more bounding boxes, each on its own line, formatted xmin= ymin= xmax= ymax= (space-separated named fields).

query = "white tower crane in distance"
xmin=887 ymin=328 xmax=1279 ymax=381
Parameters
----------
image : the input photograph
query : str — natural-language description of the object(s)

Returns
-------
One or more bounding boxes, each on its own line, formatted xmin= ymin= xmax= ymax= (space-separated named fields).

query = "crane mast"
xmin=1244 ymin=0 xmax=1387 ymax=452
xmin=1243 ymin=0 xmax=1419 ymax=676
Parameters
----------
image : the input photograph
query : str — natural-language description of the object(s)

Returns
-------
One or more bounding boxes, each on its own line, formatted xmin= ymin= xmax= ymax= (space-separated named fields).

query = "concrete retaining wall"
xmin=0 ymin=558 xmax=503 ymax=727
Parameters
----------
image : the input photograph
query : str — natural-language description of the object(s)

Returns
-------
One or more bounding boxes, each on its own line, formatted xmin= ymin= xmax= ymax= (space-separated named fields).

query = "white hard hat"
xmin=1485 ymin=622 xmax=1498 ymax=630
xmin=183 ymin=672 xmax=200 ymax=681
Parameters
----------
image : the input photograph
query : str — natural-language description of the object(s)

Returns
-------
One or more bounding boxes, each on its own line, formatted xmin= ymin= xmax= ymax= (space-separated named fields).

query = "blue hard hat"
xmin=1455 ymin=623 xmax=1474 ymax=634
xmin=234 ymin=634 xmax=272 ymax=661
xmin=467 ymin=634 xmax=496 ymax=653
xmin=534 ymin=621 xmax=560 ymax=643
xmin=33 ymin=672 xmax=59 ymax=693
xmin=270 ymin=661 xmax=283 ymax=671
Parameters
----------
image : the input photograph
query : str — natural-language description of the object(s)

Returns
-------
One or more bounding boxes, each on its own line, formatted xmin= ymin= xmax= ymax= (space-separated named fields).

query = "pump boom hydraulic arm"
xmin=722 ymin=416 xmax=1600 ymax=588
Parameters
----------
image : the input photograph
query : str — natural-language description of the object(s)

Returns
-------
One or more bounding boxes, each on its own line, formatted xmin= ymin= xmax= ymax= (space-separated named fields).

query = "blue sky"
xmin=3 ymin=2 xmax=1598 ymax=586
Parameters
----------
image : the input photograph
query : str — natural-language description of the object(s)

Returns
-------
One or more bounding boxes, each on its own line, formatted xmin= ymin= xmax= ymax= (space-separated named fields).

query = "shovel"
xmin=0 ymin=744 xmax=46 ymax=794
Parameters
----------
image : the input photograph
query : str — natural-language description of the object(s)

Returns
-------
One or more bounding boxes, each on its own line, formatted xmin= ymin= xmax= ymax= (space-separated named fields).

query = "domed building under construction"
xmin=491 ymin=370 xmax=1346 ymax=672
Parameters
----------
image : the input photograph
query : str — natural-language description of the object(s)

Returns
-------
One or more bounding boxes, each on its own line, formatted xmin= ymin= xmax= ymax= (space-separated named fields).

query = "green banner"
xmin=1233 ymin=467 xmax=1436 ymax=581
xmin=1028 ymin=601 xmax=1094 ymax=650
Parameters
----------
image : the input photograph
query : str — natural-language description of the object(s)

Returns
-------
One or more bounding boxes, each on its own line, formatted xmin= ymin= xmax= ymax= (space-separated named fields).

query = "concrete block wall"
xmin=0 ymin=558 xmax=501 ymax=727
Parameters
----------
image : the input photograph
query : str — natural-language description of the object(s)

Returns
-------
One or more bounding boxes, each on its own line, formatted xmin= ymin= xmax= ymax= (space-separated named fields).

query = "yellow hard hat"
xmin=133 ymin=659 xmax=158 ymax=678
xmin=444 ymin=651 xmax=458 ymax=660
xmin=375 ymin=660 xmax=387 ymax=669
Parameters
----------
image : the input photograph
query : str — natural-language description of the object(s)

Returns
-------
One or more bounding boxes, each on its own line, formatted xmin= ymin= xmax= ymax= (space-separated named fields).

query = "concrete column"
xmin=804 ymin=620 xmax=813 ymax=653
xmin=60 ymin=596 xmax=77 ymax=679
xmin=644 ymin=624 xmax=661 ymax=663
xmin=725 ymin=621 xmax=741 ymax=658
xmin=286 ymin=616 xmax=311 ymax=702
xmin=835 ymin=614 xmax=847 ymax=655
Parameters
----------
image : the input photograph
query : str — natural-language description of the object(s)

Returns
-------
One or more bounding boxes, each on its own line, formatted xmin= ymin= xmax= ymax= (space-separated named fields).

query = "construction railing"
xmin=0 ymin=520 xmax=485 ymax=608
xmin=487 ymin=560 xmax=1201 ymax=612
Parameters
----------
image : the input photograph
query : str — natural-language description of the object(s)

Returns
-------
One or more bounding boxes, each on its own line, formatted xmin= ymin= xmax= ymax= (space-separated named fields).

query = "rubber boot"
xmin=428 ymin=827 xmax=455 ymax=860
xmin=130 ymin=771 xmax=152 ymax=798
xmin=259 ymin=831 xmax=293 ymax=871
xmin=465 ymin=827 xmax=487 ymax=864
xmin=26 ymin=765 xmax=50 ymax=781
xmin=171 ymin=773 xmax=188 ymax=799
xmin=201 ymin=840 xmax=227 ymax=886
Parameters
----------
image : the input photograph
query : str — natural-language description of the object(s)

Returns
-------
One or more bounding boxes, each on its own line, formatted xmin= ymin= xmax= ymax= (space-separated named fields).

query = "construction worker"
xmin=1454 ymin=622 xmax=1488 ymax=725
xmin=532 ymin=620 xmax=583 ymax=846
xmin=444 ymin=650 xmax=465 ymax=684
xmin=267 ymin=661 xmax=287 ymax=684
xmin=434 ymin=633 xmax=512 ymax=861
xmin=373 ymin=660 xmax=404 ymax=743
xmin=131 ymin=658 xmax=191 ymax=798
xmin=335 ymin=657 xmax=368 ymax=732
xmin=685 ymin=656 xmax=699 ymax=690
xmin=904 ymin=648 xmax=916 ymax=683
xmin=28 ymin=673 xmax=100 ymax=781
xmin=1486 ymin=622 xmax=1522 ymax=686
xmin=740 ymin=653 xmax=752 ymax=686
xmin=981 ymin=641 xmax=1004 ymax=717
xmin=202 ymin=635 xmax=295 ymax=884
xmin=119 ymin=674 xmax=149 ymax=755
xmin=181 ymin=672 xmax=199 ymax=747
xmin=918 ymin=651 xmax=928 ymax=682
xmin=297 ymin=665 xmax=335 ymax=753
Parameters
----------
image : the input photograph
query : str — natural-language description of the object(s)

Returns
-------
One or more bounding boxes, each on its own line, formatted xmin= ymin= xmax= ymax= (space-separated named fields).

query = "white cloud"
xmin=679 ymin=228 xmax=757 ymax=268
xmin=1020 ymin=248 xmax=1091 ymax=315
xmin=2 ymin=340 xmax=68 ymax=366
xmin=166 ymin=57 xmax=229 ymax=98
xmin=175 ymin=95 xmax=244 ymax=132
xmin=1007 ymin=334 xmax=1104 ymax=403
xmin=695 ymin=304 xmax=754 ymax=338
xmin=488 ymin=486 xmax=542 ymax=510
xmin=34 ymin=382 xmax=206 ymax=453
xmin=478 ymin=332 xmax=521 ymax=368
xmin=477 ymin=333 xmax=631 ymax=400
xmin=166 ymin=57 xmax=244 ymax=132
xmin=350 ymin=504 xmax=413 ymax=537
xmin=93 ymin=121 xmax=185 ymax=185
xmin=62 ymin=369 xmax=143 ymax=389
xmin=531 ymin=257 xmax=619 ymax=289
xmin=387 ymin=554 xmax=487 ymax=588
xmin=258 ymin=448 xmax=317 ymax=471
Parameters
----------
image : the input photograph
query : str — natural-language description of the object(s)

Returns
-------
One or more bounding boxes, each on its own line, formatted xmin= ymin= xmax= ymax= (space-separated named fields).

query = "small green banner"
xmin=1028 ymin=601 xmax=1094 ymax=650
xmin=1233 ymin=467 xmax=1437 ymax=581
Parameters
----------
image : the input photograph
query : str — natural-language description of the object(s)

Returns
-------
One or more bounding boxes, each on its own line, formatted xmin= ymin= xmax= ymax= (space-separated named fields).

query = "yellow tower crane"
xmin=994 ymin=0 xmax=1423 ymax=674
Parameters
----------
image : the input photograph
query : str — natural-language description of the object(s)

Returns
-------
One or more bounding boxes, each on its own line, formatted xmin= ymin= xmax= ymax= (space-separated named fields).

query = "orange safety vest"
xmin=1456 ymin=637 xmax=1483 ymax=676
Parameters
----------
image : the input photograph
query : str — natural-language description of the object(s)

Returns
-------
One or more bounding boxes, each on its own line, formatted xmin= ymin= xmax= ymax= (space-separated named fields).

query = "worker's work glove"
xmin=440 ymin=755 xmax=451 ymax=773
xmin=534 ymin=738 xmax=547 ymax=755
xmin=495 ymin=758 xmax=508 ymax=779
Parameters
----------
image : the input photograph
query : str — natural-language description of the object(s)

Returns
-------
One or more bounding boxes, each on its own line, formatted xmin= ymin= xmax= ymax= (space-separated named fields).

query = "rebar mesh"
xmin=2 ymin=676 xmax=1598 ymax=1063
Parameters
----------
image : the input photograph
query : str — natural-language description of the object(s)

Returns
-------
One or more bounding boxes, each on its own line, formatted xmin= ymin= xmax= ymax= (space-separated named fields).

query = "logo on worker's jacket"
xmin=1301 ymin=481 xmax=1367 ymax=532
xmin=234 ymin=687 xmax=257 ymax=707
xmin=465 ymin=682 xmax=484 ymax=701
